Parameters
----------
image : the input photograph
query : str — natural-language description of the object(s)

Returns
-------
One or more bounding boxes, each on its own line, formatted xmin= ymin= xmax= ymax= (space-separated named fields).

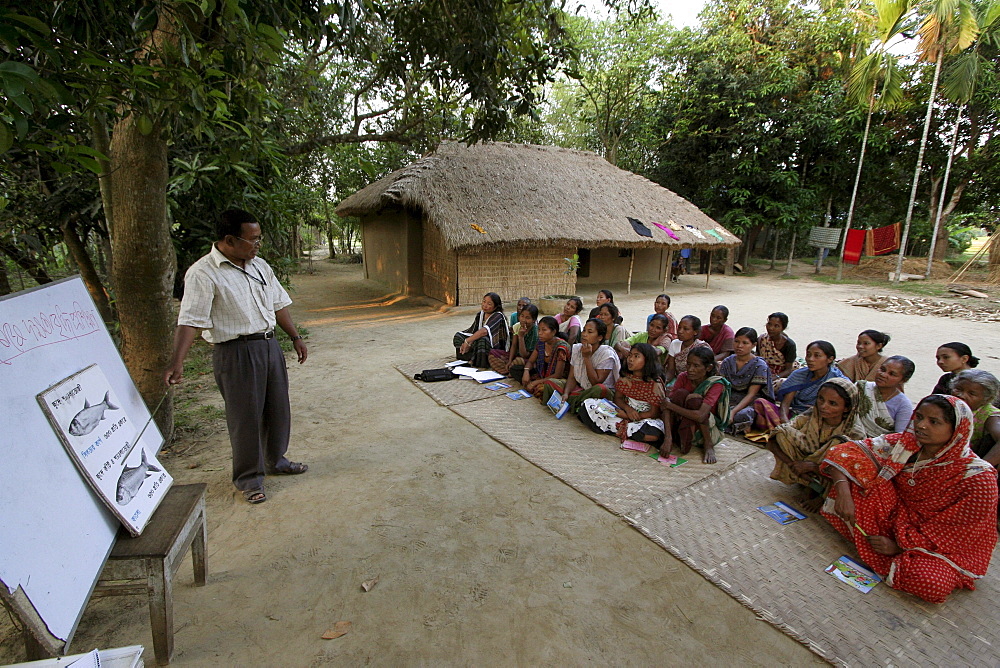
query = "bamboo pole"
xmin=705 ymin=250 xmax=712 ymax=288
xmin=627 ymin=251 xmax=635 ymax=294
xmin=663 ymin=249 xmax=674 ymax=291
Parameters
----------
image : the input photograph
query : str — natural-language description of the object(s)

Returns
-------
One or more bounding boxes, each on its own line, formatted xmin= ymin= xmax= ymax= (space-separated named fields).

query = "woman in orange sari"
xmin=821 ymin=395 xmax=998 ymax=603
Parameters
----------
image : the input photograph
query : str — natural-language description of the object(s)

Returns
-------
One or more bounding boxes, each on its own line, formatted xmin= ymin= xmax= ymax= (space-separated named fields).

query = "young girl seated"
xmin=509 ymin=297 xmax=532 ymax=327
xmin=766 ymin=377 xmax=863 ymax=510
xmin=522 ymin=316 xmax=570 ymax=395
xmin=620 ymin=314 xmax=672 ymax=364
xmin=837 ymin=329 xmax=890 ymax=382
xmin=821 ymin=395 xmax=998 ymax=604
xmin=594 ymin=289 xmax=624 ymax=324
xmin=719 ymin=327 xmax=774 ymax=434
xmin=554 ymin=297 xmax=584 ymax=343
xmin=539 ymin=318 xmax=619 ymax=413
xmin=931 ymin=342 xmax=980 ymax=395
xmin=661 ymin=347 xmax=731 ymax=464
xmin=453 ymin=292 xmax=510 ymax=368
xmin=665 ymin=315 xmax=712 ymax=385
xmin=701 ymin=305 xmax=736 ymax=362
xmin=594 ymin=303 xmax=630 ymax=361
xmin=855 ymin=355 xmax=915 ymax=437
xmin=756 ymin=312 xmax=796 ymax=380
xmin=490 ymin=304 xmax=538 ymax=377
xmin=646 ymin=294 xmax=678 ymax=340
xmin=578 ymin=343 xmax=666 ymax=449
xmin=753 ymin=340 xmax=845 ymax=430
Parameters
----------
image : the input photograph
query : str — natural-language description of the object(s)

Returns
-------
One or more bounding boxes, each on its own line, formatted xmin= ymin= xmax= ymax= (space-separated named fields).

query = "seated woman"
xmin=522 ymin=316 xmax=570 ymax=396
xmin=646 ymin=293 xmax=678 ymax=340
xmin=594 ymin=289 xmax=624 ymax=324
xmin=595 ymin=303 xmax=630 ymax=361
xmin=753 ymin=340 xmax=845 ymax=430
xmin=838 ymin=329 xmax=890 ymax=382
xmin=508 ymin=297 xmax=531 ymax=327
xmin=554 ymin=297 xmax=584 ymax=343
xmin=661 ymin=347 xmax=731 ymax=464
xmin=932 ymin=342 xmax=980 ymax=395
xmin=453 ymin=292 xmax=510 ymax=368
xmin=767 ymin=378 xmax=863 ymax=510
xmin=579 ymin=343 xmax=666 ymax=449
xmin=701 ymin=305 xmax=736 ymax=362
xmin=620 ymin=314 xmax=672 ymax=364
xmin=855 ymin=355 xmax=915 ymax=438
xmin=539 ymin=318 xmax=620 ymax=413
xmin=821 ymin=395 xmax=998 ymax=604
xmin=665 ymin=315 xmax=712 ymax=385
xmin=490 ymin=304 xmax=538 ymax=377
xmin=950 ymin=369 xmax=1000 ymax=467
xmin=756 ymin=312 xmax=797 ymax=380
xmin=719 ymin=327 xmax=774 ymax=434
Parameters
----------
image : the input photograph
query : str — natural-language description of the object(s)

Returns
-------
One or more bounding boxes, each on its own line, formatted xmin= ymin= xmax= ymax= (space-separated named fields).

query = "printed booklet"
xmin=756 ymin=501 xmax=807 ymax=525
xmin=506 ymin=389 xmax=532 ymax=400
xmin=485 ymin=381 xmax=512 ymax=391
xmin=546 ymin=390 xmax=570 ymax=419
xmin=825 ymin=555 xmax=882 ymax=593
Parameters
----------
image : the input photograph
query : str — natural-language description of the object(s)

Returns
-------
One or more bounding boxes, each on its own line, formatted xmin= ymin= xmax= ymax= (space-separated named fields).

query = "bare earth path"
xmin=4 ymin=262 xmax=996 ymax=666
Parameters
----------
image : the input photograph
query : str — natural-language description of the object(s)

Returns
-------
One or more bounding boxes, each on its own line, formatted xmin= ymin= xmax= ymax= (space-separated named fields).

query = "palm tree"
xmin=925 ymin=0 xmax=1000 ymax=276
xmin=836 ymin=0 xmax=911 ymax=281
xmin=893 ymin=0 xmax=979 ymax=283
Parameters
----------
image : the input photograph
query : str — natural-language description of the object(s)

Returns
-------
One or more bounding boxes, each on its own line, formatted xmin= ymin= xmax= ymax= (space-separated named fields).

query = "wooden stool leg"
xmin=192 ymin=514 xmax=207 ymax=586
xmin=148 ymin=559 xmax=174 ymax=665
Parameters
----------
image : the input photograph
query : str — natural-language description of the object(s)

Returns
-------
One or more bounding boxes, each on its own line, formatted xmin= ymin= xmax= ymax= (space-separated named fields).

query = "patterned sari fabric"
xmin=489 ymin=322 xmax=537 ymax=375
xmin=612 ymin=375 xmax=667 ymax=441
xmin=700 ymin=323 xmax=735 ymax=356
xmin=538 ymin=344 xmax=619 ymax=413
xmin=669 ymin=339 xmax=713 ymax=376
xmin=719 ymin=354 xmax=774 ymax=432
xmin=752 ymin=365 xmax=847 ymax=431
xmin=854 ymin=380 xmax=896 ymax=437
xmin=768 ymin=377 xmax=863 ymax=487
xmin=820 ymin=396 xmax=999 ymax=604
xmin=756 ymin=334 xmax=796 ymax=376
xmin=531 ymin=338 xmax=571 ymax=385
xmin=669 ymin=373 xmax=732 ymax=448
xmin=837 ymin=353 xmax=887 ymax=383
xmin=453 ymin=311 xmax=510 ymax=368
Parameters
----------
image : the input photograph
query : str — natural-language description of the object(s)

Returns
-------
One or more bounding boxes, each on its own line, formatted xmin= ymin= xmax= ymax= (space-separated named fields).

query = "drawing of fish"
xmin=68 ymin=391 xmax=119 ymax=436
xmin=115 ymin=449 xmax=161 ymax=506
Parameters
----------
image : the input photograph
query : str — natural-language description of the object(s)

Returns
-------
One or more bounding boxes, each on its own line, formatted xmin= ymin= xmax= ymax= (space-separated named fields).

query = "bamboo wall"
xmin=422 ymin=219 xmax=457 ymax=305
xmin=456 ymin=245 xmax=577 ymax=307
xmin=360 ymin=210 xmax=421 ymax=295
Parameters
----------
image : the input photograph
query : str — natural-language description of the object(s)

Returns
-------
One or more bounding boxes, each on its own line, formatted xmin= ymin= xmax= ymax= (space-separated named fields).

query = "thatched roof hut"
xmin=337 ymin=142 xmax=740 ymax=306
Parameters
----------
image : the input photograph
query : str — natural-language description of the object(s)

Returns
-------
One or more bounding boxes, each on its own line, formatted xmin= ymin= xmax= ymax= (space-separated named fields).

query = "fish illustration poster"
xmin=37 ymin=364 xmax=173 ymax=536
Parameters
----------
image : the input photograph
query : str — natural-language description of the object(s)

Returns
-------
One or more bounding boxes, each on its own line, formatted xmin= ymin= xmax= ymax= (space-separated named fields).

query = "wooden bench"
xmin=90 ymin=483 xmax=208 ymax=666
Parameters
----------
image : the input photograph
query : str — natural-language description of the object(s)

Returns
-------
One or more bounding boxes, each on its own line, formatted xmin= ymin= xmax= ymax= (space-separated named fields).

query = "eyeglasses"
xmin=236 ymin=236 xmax=263 ymax=247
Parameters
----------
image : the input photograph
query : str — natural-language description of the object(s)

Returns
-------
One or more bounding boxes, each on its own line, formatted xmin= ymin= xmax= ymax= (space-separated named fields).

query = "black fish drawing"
xmin=68 ymin=391 xmax=119 ymax=436
xmin=115 ymin=449 xmax=161 ymax=505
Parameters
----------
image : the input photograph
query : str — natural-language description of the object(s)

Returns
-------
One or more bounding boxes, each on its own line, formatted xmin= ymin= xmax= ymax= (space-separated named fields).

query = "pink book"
xmin=621 ymin=439 xmax=651 ymax=453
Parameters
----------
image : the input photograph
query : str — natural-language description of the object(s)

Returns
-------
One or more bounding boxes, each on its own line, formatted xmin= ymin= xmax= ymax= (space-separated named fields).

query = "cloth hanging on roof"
xmin=627 ymin=217 xmax=653 ymax=238
xmin=685 ymin=225 xmax=706 ymax=240
xmin=651 ymin=222 xmax=680 ymax=240
xmin=667 ymin=220 xmax=682 ymax=231
xmin=870 ymin=223 xmax=901 ymax=255
xmin=843 ymin=228 xmax=865 ymax=265
xmin=706 ymin=229 xmax=724 ymax=242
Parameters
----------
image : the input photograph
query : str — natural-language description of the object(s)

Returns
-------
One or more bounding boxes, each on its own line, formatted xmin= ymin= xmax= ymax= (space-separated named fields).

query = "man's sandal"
xmin=243 ymin=489 xmax=267 ymax=504
xmin=270 ymin=461 xmax=308 ymax=475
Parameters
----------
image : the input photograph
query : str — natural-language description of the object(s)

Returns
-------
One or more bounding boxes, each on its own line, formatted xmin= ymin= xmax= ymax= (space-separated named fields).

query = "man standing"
xmin=165 ymin=209 xmax=308 ymax=504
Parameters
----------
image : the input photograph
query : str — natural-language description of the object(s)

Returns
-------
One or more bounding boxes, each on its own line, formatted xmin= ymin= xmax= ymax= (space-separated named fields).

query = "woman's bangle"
xmin=835 ymin=479 xmax=849 ymax=486
xmin=290 ymin=335 xmax=302 ymax=342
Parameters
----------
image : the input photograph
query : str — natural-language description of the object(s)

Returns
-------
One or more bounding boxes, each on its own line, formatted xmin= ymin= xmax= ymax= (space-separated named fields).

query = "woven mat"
xmin=625 ymin=452 xmax=1000 ymax=666
xmin=451 ymin=395 xmax=758 ymax=516
xmin=394 ymin=358 xmax=518 ymax=406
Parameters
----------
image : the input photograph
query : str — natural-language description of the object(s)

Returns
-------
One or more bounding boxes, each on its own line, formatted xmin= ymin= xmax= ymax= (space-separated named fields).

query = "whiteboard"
xmin=0 ymin=276 xmax=164 ymax=645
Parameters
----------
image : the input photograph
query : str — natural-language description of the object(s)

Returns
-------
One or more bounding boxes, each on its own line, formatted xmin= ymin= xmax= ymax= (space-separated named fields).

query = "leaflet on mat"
xmin=37 ymin=364 xmax=173 ymax=536
xmin=756 ymin=502 xmax=807 ymax=525
xmin=825 ymin=555 xmax=882 ymax=593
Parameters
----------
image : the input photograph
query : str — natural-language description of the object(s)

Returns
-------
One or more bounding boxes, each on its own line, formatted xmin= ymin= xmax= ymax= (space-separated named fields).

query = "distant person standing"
xmin=165 ymin=209 xmax=308 ymax=504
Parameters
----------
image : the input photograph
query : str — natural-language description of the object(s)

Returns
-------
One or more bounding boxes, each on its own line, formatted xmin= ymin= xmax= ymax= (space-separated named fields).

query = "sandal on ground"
xmin=243 ymin=489 xmax=267 ymax=504
xmin=270 ymin=461 xmax=308 ymax=475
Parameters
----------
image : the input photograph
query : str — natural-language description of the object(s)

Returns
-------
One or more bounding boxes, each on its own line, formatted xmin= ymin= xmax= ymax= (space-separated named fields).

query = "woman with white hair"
xmin=950 ymin=369 xmax=1000 ymax=467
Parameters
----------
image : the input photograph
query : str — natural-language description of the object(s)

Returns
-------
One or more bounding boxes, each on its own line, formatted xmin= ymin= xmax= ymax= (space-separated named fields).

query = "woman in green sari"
xmin=661 ymin=346 xmax=731 ymax=464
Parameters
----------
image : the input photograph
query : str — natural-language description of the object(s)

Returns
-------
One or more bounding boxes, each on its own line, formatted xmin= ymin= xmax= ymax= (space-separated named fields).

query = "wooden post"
xmin=663 ymin=249 xmax=674 ymax=291
xmin=705 ymin=250 xmax=713 ymax=288
xmin=627 ymin=250 xmax=635 ymax=294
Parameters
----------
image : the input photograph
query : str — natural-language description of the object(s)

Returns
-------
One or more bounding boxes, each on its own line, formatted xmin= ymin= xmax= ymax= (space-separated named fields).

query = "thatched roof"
xmin=336 ymin=141 xmax=740 ymax=252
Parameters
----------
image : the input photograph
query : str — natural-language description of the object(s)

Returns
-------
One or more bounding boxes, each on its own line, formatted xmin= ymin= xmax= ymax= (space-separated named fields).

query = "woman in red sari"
xmin=820 ymin=395 xmax=998 ymax=604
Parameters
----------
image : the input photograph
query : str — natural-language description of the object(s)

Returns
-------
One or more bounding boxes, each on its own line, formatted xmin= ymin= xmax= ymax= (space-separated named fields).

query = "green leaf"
xmin=136 ymin=115 xmax=154 ymax=135
xmin=2 ymin=74 xmax=25 ymax=97
xmin=6 ymin=13 xmax=49 ymax=36
xmin=0 ymin=123 xmax=12 ymax=154
xmin=0 ymin=61 xmax=39 ymax=81
xmin=72 ymin=156 xmax=103 ymax=174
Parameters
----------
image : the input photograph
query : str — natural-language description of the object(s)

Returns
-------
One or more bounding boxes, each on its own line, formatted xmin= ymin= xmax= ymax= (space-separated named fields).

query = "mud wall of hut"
xmin=422 ymin=220 xmax=457 ymax=305
xmin=577 ymin=247 xmax=667 ymax=286
xmin=456 ymin=245 xmax=577 ymax=307
xmin=360 ymin=210 xmax=422 ymax=295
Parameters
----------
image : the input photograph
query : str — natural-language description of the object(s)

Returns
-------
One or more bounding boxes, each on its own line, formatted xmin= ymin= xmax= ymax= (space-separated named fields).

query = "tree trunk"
xmin=0 ymin=259 xmax=11 ymax=296
xmin=895 ymin=57 xmax=942 ymax=283
xmin=783 ymin=229 xmax=797 ymax=277
xmin=62 ymin=219 xmax=114 ymax=324
xmin=0 ymin=240 xmax=53 ymax=285
xmin=989 ymin=233 xmax=1000 ymax=284
xmin=838 ymin=94 xmax=875 ymax=281
xmin=109 ymin=115 xmax=176 ymax=439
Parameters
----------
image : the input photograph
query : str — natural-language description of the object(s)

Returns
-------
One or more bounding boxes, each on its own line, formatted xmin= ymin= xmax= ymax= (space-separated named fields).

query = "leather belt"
xmin=221 ymin=331 xmax=274 ymax=344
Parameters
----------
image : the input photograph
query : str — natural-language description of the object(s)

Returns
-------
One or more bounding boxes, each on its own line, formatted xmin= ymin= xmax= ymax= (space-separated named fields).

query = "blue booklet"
xmin=825 ymin=555 xmax=882 ymax=593
xmin=506 ymin=389 xmax=532 ymax=400
xmin=756 ymin=501 xmax=807 ymax=525
xmin=545 ymin=390 xmax=570 ymax=419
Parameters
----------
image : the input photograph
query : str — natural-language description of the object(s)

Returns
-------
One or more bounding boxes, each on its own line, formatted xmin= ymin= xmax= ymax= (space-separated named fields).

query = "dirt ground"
xmin=4 ymin=260 xmax=998 ymax=666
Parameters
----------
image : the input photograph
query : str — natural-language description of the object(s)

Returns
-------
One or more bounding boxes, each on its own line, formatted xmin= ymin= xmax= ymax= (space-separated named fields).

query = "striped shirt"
xmin=177 ymin=244 xmax=292 ymax=344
